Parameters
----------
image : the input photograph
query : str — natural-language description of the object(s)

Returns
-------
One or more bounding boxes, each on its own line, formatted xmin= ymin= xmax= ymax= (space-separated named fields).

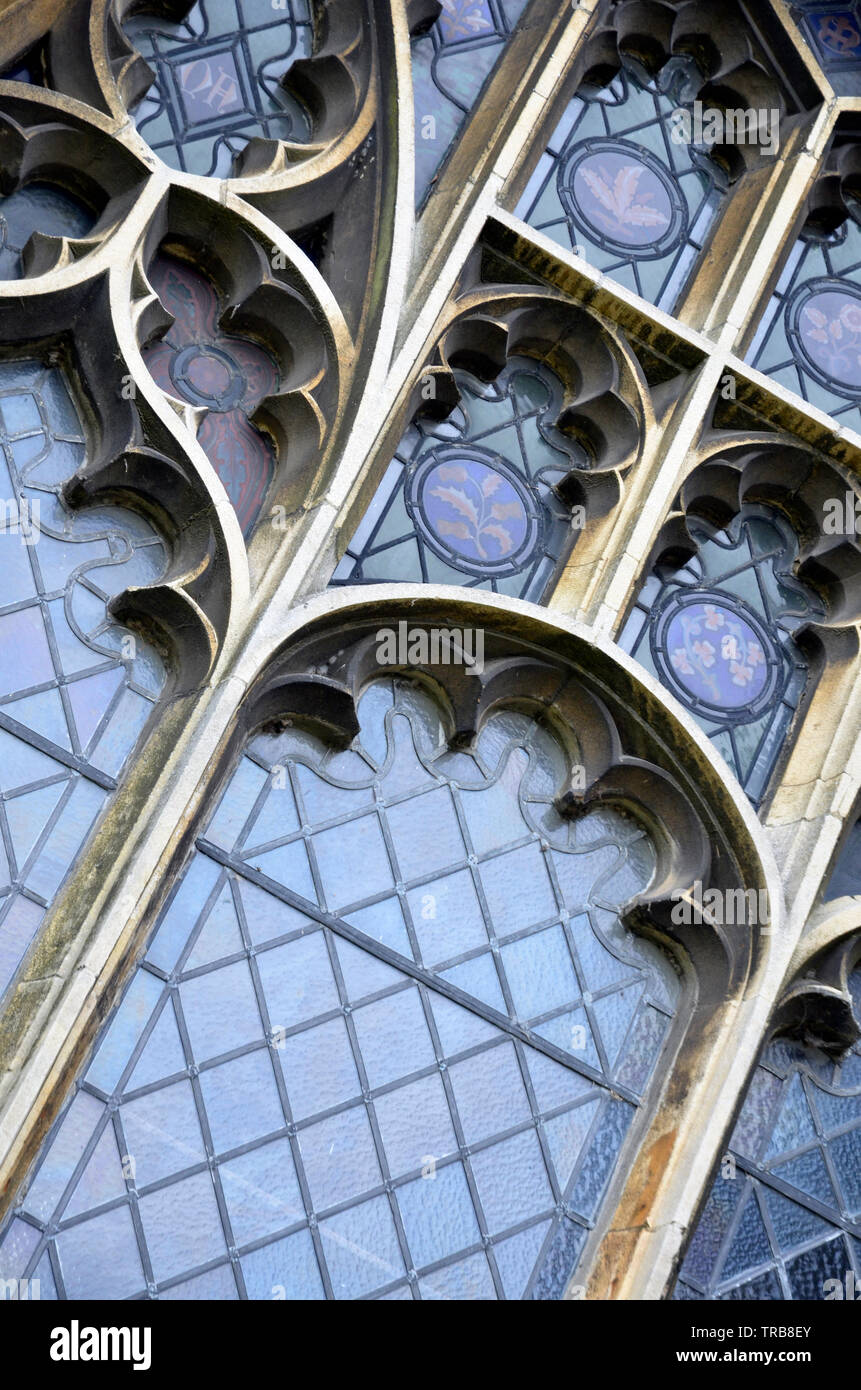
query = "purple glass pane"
xmin=409 ymin=448 xmax=542 ymax=577
xmin=437 ymin=0 xmax=496 ymax=43
xmin=663 ymin=600 xmax=772 ymax=711
xmin=557 ymin=141 xmax=683 ymax=257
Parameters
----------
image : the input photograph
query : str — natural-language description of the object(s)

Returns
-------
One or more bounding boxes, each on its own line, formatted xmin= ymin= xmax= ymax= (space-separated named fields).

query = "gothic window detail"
xmin=619 ymin=506 xmax=824 ymax=807
xmin=143 ymin=253 xmax=279 ymax=536
xmin=0 ymin=185 xmax=94 ymax=281
xmin=514 ymin=63 xmax=726 ymax=311
xmin=123 ymin=0 xmax=314 ymax=177
xmin=675 ymin=968 xmax=861 ymax=1301
xmin=0 ymin=360 xmax=166 ymax=1004
xmin=793 ymin=3 xmax=861 ymax=92
xmin=412 ymin=0 xmax=529 ymax=205
xmin=748 ymin=197 xmax=861 ymax=435
xmin=825 ymin=818 xmax=861 ymax=900
xmin=333 ymin=357 xmax=584 ymax=598
xmin=0 ymin=676 xmax=681 ymax=1300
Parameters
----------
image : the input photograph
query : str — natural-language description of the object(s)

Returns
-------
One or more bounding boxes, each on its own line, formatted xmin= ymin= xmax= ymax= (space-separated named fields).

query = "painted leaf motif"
xmin=437 ymin=464 xmax=468 ymax=482
xmin=436 ymin=519 xmax=471 ymax=540
xmin=491 ymin=501 xmax=523 ymax=520
xmin=429 ymin=485 xmax=480 ymax=526
xmin=481 ymin=471 xmax=503 ymax=496
xmin=481 ymin=522 xmax=514 ymax=555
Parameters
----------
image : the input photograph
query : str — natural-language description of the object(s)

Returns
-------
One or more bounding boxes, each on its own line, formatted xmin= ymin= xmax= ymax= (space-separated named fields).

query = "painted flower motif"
xmin=841 ymin=302 xmax=861 ymax=334
xmin=671 ymin=647 xmax=694 ymax=676
xmin=729 ymin=659 xmax=755 ymax=687
xmin=702 ymin=605 xmax=726 ymax=630
xmin=692 ymin=639 xmax=716 ymax=667
xmin=438 ymin=0 xmax=495 ymax=42
xmin=746 ymin=641 xmax=765 ymax=668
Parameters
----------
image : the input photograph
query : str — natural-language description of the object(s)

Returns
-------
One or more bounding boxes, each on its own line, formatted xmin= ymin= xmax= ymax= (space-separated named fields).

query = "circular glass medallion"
xmin=788 ymin=279 xmax=861 ymax=397
xmin=170 ymin=343 xmax=246 ymax=411
xmin=407 ymin=446 xmax=543 ymax=578
xmin=652 ymin=592 xmax=779 ymax=718
xmin=557 ymin=138 xmax=687 ymax=259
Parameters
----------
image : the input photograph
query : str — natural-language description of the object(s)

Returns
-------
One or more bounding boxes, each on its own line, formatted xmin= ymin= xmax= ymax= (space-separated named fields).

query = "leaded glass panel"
xmin=792 ymin=3 xmax=861 ymax=94
xmin=747 ymin=215 xmax=861 ymax=435
xmin=412 ymin=0 xmax=529 ymax=205
xmin=0 ymin=361 xmax=166 ymax=1004
xmin=619 ymin=507 xmax=824 ymax=807
xmin=123 ymin=0 xmax=314 ymax=177
xmin=675 ymin=969 xmax=861 ymax=1300
xmin=143 ymin=253 xmax=279 ymax=535
xmin=514 ymin=64 xmax=725 ymax=311
xmin=332 ymin=357 xmax=580 ymax=598
xmin=0 ymin=678 xmax=680 ymax=1299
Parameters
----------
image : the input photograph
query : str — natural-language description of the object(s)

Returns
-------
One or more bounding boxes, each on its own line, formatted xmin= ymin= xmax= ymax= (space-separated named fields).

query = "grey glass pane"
xmin=0 ymin=678 xmax=678 ymax=1299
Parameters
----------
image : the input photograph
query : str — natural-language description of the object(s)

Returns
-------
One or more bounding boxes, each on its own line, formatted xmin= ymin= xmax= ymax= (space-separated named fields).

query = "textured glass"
xmin=748 ymin=213 xmax=861 ymax=433
xmin=144 ymin=253 xmax=279 ymax=534
xmin=124 ymin=0 xmax=314 ymax=176
xmin=515 ymin=65 xmax=725 ymax=312
xmin=412 ymin=0 xmax=529 ymax=205
xmin=332 ymin=357 xmax=581 ymax=599
xmin=675 ymin=968 xmax=861 ymax=1300
xmin=619 ymin=507 xmax=824 ymax=806
xmin=0 ymin=678 xmax=680 ymax=1299
xmin=0 ymin=184 xmax=94 ymax=280
xmin=824 ymin=818 xmax=861 ymax=900
xmin=792 ymin=3 xmax=861 ymax=93
xmin=0 ymin=361 xmax=166 ymax=1004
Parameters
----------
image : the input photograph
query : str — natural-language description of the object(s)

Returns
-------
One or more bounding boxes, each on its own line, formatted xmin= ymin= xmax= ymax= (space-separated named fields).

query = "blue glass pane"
xmin=0 ymin=183 xmax=94 ymax=281
xmin=619 ymin=507 xmax=823 ymax=806
xmin=333 ymin=356 xmax=584 ymax=599
xmin=515 ymin=65 xmax=725 ymax=313
xmin=0 ymin=362 xmax=166 ymax=1006
xmin=0 ymin=679 xmax=678 ymax=1299
xmin=124 ymin=0 xmax=314 ymax=177
xmin=676 ymin=971 xmax=861 ymax=1299
xmin=792 ymin=4 xmax=861 ymax=93
xmin=412 ymin=0 xmax=529 ymax=204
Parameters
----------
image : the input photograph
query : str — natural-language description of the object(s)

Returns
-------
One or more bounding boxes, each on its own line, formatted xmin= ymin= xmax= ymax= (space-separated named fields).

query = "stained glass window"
xmin=619 ymin=506 xmax=824 ymax=807
xmin=412 ymin=0 xmax=529 ymax=205
xmin=123 ymin=0 xmax=314 ymax=177
xmin=675 ymin=968 xmax=861 ymax=1300
xmin=0 ymin=361 xmax=166 ymax=1004
xmin=792 ymin=3 xmax=861 ymax=94
xmin=824 ymin=819 xmax=861 ymax=900
xmin=514 ymin=64 xmax=726 ymax=312
xmin=332 ymin=357 xmax=581 ymax=599
xmin=143 ymin=253 xmax=279 ymax=535
xmin=0 ymin=184 xmax=95 ymax=280
xmin=0 ymin=677 xmax=680 ymax=1299
xmin=747 ymin=213 xmax=861 ymax=435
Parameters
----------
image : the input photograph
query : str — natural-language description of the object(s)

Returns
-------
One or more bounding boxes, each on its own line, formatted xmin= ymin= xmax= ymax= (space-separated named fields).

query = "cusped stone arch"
xmin=620 ymin=434 xmax=861 ymax=808
xmin=332 ymin=282 xmax=652 ymax=601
